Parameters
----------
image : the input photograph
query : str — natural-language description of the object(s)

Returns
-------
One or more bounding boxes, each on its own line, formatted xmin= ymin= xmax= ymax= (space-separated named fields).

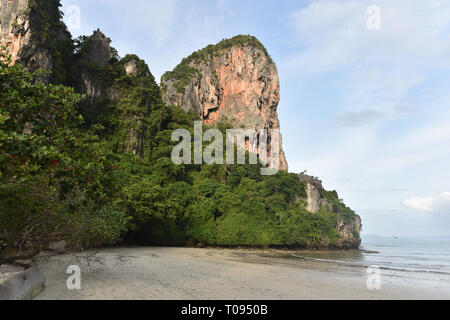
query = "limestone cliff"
xmin=1 ymin=1 xmax=361 ymax=249
xmin=74 ymin=31 xmax=162 ymax=157
xmin=299 ymin=173 xmax=362 ymax=248
xmin=161 ymin=36 xmax=288 ymax=171
xmin=0 ymin=0 xmax=160 ymax=156
xmin=75 ymin=30 xmax=119 ymax=104
xmin=0 ymin=0 xmax=72 ymax=83
xmin=1 ymin=0 xmax=49 ymax=71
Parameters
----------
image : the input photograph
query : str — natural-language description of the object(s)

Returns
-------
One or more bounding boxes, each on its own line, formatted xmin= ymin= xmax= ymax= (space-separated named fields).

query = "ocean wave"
xmin=289 ymin=253 xmax=450 ymax=276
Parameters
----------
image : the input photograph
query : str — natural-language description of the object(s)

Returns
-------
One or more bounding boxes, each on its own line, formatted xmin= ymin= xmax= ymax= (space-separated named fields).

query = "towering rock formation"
xmin=0 ymin=1 xmax=159 ymax=157
xmin=1 ymin=1 xmax=361 ymax=249
xmin=79 ymin=30 xmax=115 ymax=68
xmin=1 ymin=0 xmax=49 ymax=71
xmin=0 ymin=0 xmax=72 ymax=82
xmin=76 ymin=29 xmax=120 ymax=104
xmin=161 ymin=36 xmax=288 ymax=171
xmin=74 ymin=30 xmax=162 ymax=157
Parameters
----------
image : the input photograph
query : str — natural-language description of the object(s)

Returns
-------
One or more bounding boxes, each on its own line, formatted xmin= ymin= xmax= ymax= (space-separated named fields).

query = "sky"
xmin=60 ymin=0 xmax=450 ymax=237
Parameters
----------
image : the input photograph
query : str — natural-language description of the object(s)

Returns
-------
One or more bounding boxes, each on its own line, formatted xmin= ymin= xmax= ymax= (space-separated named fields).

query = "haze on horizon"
xmin=61 ymin=0 xmax=450 ymax=238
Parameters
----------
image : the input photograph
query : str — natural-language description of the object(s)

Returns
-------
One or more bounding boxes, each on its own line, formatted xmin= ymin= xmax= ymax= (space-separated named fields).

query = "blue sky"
xmin=61 ymin=0 xmax=450 ymax=237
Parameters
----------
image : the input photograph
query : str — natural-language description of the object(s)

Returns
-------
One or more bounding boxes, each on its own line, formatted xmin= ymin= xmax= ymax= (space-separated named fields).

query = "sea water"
xmin=361 ymin=236 xmax=450 ymax=274
xmin=290 ymin=236 xmax=450 ymax=291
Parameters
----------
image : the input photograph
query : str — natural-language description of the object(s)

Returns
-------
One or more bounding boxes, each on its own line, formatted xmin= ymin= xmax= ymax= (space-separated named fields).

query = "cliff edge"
xmin=299 ymin=173 xmax=362 ymax=248
xmin=0 ymin=1 xmax=361 ymax=249
xmin=0 ymin=0 xmax=72 ymax=83
xmin=161 ymin=36 xmax=288 ymax=172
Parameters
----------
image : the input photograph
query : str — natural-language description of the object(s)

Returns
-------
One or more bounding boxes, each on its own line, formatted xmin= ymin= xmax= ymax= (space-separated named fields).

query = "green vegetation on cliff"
xmin=161 ymin=35 xmax=273 ymax=93
xmin=0 ymin=49 xmax=127 ymax=264
xmin=121 ymin=112 xmax=345 ymax=247
xmin=27 ymin=0 xmax=76 ymax=85
xmin=0 ymin=22 xmax=360 ymax=263
xmin=162 ymin=64 xmax=199 ymax=94
xmin=73 ymin=33 xmax=164 ymax=157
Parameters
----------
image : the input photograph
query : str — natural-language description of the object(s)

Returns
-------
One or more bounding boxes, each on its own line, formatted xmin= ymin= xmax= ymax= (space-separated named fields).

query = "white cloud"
xmin=282 ymin=1 xmax=450 ymax=237
xmin=284 ymin=0 xmax=450 ymax=184
xmin=441 ymin=191 xmax=450 ymax=201
xmin=283 ymin=0 xmax=450 ymax=115
xmin=60 ymin=0 xmax=177 ymax=50
xmin=286 ymin=0 xmax=450 ymax=74
xmin=403 ymin=196 xmax=434 ymax=212
xmin=333 ymin=106 xmax=418 ymax=127
xmin=403 ymin=192 xmax=450 ymax=212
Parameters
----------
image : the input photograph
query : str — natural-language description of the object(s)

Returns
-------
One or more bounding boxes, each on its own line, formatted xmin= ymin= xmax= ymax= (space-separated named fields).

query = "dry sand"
xmin=34 ymin=247 xmax=450 ymax=300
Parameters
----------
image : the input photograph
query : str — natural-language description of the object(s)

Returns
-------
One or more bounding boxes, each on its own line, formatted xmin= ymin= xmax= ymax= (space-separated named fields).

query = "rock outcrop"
xmin=299 ymin=173 xmax=333 ymax=214
xmin=1 ymin=0 xmax=50 ymax=72
xmin=299 ymin=173 xmax=362 ymax=248
xmin=336 ymin=214 xmax=362 ymax=249
xmin=1 ymin=1 xmax=361 ymax=250
xmin=0 ymin=0 xmax=71 ymax=81
xmin=75 ymin=31 xmax=160 ymax=157
xmin=0 ymin=0 xmax=158 ymax=157
xmin=80 ymin=29 xmax=115 ymax=68
xmin=76 ymin=30 xmax=119 ymax=104
xmin=161 ymin=36 xmax=288 ymax=171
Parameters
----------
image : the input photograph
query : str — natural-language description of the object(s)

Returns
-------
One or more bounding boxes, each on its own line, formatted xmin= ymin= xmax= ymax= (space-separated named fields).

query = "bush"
xmin=0 ymin=48 xmax=127 ymax=264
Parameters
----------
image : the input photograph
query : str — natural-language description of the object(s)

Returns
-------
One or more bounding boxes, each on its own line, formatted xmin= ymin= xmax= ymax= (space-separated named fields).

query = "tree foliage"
xmin=0 ymin=48 xmax=127 ymax=264
xmin=0 ymin=28 xmax=361 ymax=264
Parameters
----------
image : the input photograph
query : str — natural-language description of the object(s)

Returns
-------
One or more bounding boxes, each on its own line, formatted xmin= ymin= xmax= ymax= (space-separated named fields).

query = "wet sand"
xmin=35 ymin=247 xmax=450 ymax=300
xmin=0 ymin=265 xmax=23 ymax=282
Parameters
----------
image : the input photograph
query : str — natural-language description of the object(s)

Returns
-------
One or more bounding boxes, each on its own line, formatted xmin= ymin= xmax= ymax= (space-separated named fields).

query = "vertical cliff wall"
xmin=298 ymin=173 xmax=362 ymax=248
xmin=75 ymin=30 xmax=119 ymax=104
xmin=0 ymin=1 xmax=160 ymax=157
xmin=74 ymin=30 xmax=163 ymax=157
xmin=0 ymin=2 xmax=361 ymax=249
xmin=0 ymin=0 xmax=49 ymax=71
xmin=161 ymin=36 xmax=288 ymax=171
xmin=0 ymin=0 xmax=72 ymax=82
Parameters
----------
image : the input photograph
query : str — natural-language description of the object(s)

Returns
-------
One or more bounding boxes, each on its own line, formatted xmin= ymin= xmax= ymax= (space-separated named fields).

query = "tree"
xmin=0 ymin=48 xmax=127 ymax=265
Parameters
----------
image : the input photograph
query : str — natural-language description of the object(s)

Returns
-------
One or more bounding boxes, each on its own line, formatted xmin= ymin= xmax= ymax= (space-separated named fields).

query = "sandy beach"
xmin=34 ymin=247 xmax=450 ymax=300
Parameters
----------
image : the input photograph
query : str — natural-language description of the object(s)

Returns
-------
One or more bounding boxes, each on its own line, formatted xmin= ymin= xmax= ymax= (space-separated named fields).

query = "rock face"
xmin=299 ymin=174 xmax=333 ymax=214
xmin=0 ymin=0 xmax=70 ymax=80
xmin=81 ymin=30 xmax=115 ymax=68
xmin=75 ymin=31 xmax=158 ymax=157
xmin=336 ymin=215 xmax=362 ymax=249
xmin=299 ymin=173 xmax=362 ymax=249
xmin=77 ymin=30 xmax=119 ymax=104
xmin=124 ymin=59 xmax=137 ymax=76
xmin=0 ymin=0 xmax=51 ymax=72
xmin=161 ymin=36 xmax=288 ymax=171
xmin=1 ymin=2 xmax=361 ymax=249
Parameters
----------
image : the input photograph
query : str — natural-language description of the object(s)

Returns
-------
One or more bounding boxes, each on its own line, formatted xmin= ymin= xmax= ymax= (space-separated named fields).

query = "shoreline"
xmin=35 ymin=247 xmax=450 ymax=300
